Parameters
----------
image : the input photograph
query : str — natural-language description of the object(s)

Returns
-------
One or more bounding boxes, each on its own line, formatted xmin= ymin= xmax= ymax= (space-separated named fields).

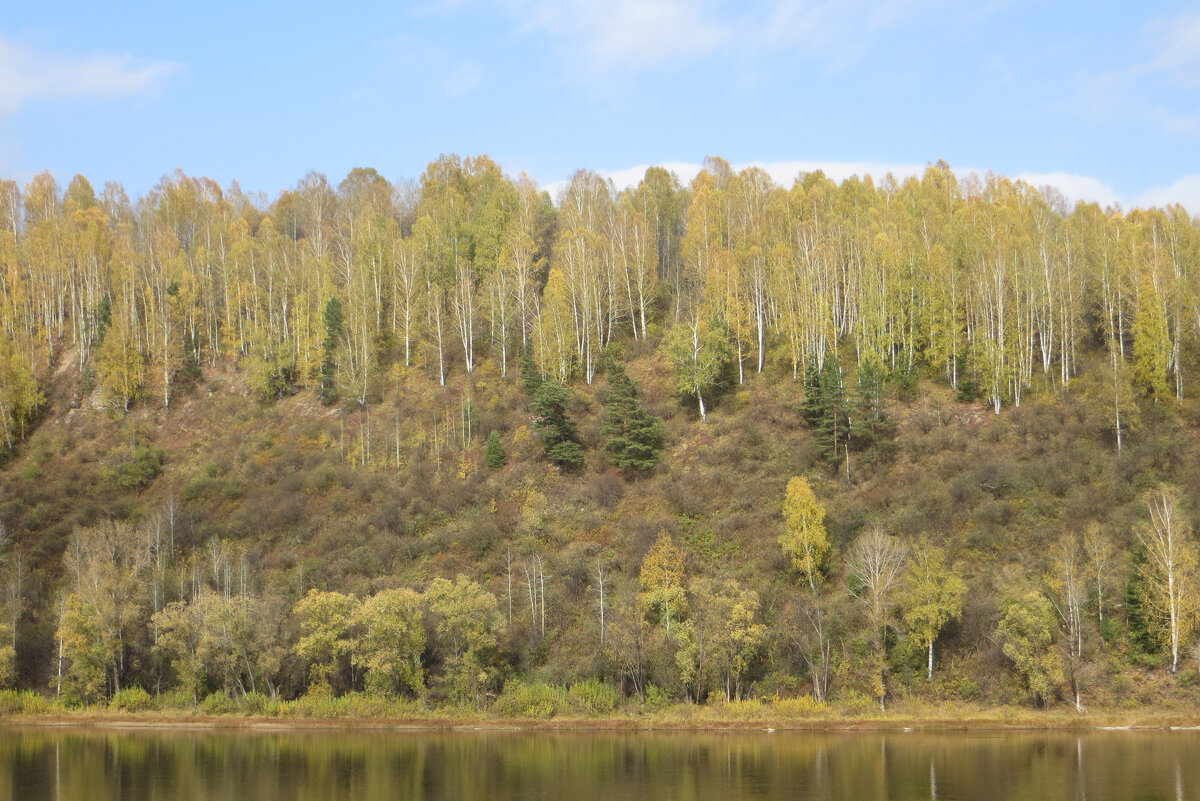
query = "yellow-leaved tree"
xmin=779 ymin=476 xmax=829 ymax=593
xmin=779 ymin=476 xmax=833 ymax=701
xmin=0 ymin=339 xmax=42 ymax=450
xmin=639 ymin=531 xmax=687 ymax=635
xmin=902 ymin=538 xmax=965 ymax=682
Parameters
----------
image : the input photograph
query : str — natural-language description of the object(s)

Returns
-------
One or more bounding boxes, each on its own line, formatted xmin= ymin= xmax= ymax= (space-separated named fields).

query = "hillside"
xmin=3 ymin=337 xmax=1200 ymax=714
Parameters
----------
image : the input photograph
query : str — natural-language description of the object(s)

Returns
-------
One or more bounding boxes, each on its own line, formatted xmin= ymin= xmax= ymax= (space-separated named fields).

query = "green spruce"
xmin=602 ymin=362 xmax=664 ymax=473
xmin=520 ymin=343 xmax=543 ymax=397
xmin=530 ymin=380 xmax=585 ymax=468
xmin=850 ymin=359 xmax=896 ymax=462
xmin=800 ymin=353 xmax=822 ymax=426
xmin=317 ymin=296 xmax=343 ymax=405
xmin=484 ymin=430 xmax=507 ymax=469
xmin=815 ymin=352 xmax=849 ymax=468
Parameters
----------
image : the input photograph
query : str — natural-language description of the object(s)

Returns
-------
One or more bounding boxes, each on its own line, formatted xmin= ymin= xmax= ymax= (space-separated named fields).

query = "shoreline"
xmin=5 ymin=709 xmax=1200 ymax=734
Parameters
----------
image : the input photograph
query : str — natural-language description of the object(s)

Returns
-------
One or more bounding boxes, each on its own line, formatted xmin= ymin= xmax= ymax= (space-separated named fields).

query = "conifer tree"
xmin=318 ymin=297 xmax=343 ymax=405
xmin=602 ymin=362 xmax=664 ymax=473
xmin=850 ymin=359 xmax=895 ymax=458
xmin=530 ymin=380 xmax=584 ymax=468
xmin=800 ymin=354 xmax=822 ymax=426
xmin=520 ymin=342 xmax=543 ymax=397
xmin=815 ymin=353 xmax=849 ymax=468
xmin=484 ymin=430 xmax=506 ymax=469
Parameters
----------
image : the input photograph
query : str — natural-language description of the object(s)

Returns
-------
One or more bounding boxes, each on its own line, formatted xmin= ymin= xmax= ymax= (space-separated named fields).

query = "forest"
xmin=0 ymin=155 xmax=1199 ymax=717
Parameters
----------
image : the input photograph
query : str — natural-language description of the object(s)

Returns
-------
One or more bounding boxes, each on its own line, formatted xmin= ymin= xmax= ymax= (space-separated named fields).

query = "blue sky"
xmin=2 ymin=1 xmax=1198 ymax=212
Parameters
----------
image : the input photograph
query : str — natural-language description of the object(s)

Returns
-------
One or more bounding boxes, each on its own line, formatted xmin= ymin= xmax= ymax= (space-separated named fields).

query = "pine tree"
xmin=602 ymin=362 xmax=664 ymax=473
xmin=318 ymin=297 xmax=343 ymax=405
xmin=94 ymin=295 xmax=112 ymax=347
xmin=850 ymin=359 xmax=895 ymax=459
xmin=530 ymin=380 xmax=584 ymax=468
xmin=520 ymin=342 xmax=543 ymax=397
xmin=815 ymin=353 xmax=849 ymax=468
xmin=484 ymin=430 xmax=506 ymax=470
xmin=800 ymin=354 xmax=822 ymax=425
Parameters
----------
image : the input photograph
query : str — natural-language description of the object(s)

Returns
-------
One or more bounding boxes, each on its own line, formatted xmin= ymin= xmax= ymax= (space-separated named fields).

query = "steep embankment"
xmin=3 ymin=343 xmax=1200 ymax=712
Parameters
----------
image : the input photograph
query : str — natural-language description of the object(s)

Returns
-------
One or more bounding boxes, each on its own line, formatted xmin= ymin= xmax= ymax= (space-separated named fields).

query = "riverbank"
xmin=3 ymin=692 xmax=1199 ymax=732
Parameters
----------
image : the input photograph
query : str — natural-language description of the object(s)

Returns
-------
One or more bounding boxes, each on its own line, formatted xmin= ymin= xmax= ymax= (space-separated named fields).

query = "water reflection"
xmin=0 ymin=727 xmax=1197 ymax=801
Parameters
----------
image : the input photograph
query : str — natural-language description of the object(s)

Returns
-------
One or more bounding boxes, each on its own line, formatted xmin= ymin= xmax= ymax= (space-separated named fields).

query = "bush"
xmin=0 ymin=689 xmax=56 ymax=714
xmin=493 ymin=680 xmax=565 ymax=718
xmin=200 ymin=691 xmax=239 ymax=715
xmin=236 ymin=692 xmax=274 ymax=715
xmin=565 ymin=679 xmax=619 ymax=716
xmin=110 ymin=686 xmax=154 ymax=712
xmin=157 ymin=690 xmax=195 ymax=710
xmin=643 ymin=684 xmax=672 ymax=711
xmin=114 ymin=446 xmax=164 ymax=491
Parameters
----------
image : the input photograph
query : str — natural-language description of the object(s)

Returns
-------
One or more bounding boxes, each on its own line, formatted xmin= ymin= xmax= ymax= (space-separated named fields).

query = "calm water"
xmin=0 ymin=726 xmax=1197 ymax=801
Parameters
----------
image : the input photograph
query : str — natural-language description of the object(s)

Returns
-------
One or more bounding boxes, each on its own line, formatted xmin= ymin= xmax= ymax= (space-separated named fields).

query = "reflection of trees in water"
xmin=0 ymin=730 xmax=1195 ymax=800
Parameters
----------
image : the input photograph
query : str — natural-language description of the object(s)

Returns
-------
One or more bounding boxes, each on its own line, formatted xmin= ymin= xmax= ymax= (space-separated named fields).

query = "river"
xmin=0 ymin=726 xmax=1196 ymax=800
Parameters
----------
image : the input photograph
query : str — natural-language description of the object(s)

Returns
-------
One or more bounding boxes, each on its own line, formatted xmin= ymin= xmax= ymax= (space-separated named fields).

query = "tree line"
xmin=0 ymin=477 xmax=1189 ymax=711
xmin=2 ymin=157 xmax=1198 ymax=452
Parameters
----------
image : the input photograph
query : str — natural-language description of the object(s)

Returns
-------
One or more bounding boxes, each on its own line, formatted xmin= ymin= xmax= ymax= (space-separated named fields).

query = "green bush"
xmin=493 ymin=680 xmax=565 ymax=718
xmin=235 ymin=692 xmax=273 ymax=715
xmin=110 ymin=686 xmax=154 ymax=712
xmin=114 ymin=446 xmax=164 ymax=490
xmin=157 ymin=690 xmax=196 ymax=710
xmin=0 ymin=689 xmax=56 ymax=714
xmin=200 ymin=691 xmax=239 ymax=715
xmin=565 ymin=679 xmax=618 ymax=716
xmin=643 ymin=684 xmax=672 ymax=711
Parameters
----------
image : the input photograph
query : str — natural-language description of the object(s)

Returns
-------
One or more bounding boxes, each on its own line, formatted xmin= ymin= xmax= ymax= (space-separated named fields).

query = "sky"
xmin=1 ymin=1 xmax=1199 ymax=213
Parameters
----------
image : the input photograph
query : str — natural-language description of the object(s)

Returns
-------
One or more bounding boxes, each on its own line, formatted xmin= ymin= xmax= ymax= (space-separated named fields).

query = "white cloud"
xmin=1014 ymin=171 xmax=1122 ymax=210
xmin=0 ymin=35 xmax=180 ymax=115
xmin=517 ymin=0 xmax=728 ymax=72
xmin=1137 ymin=174 xmax=1200 ymax=216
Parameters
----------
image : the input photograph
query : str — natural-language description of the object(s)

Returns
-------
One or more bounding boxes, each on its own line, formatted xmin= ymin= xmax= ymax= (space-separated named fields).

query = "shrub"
xmin=566 ymin=679 xmax=619 ymax=716
xmin=0 ymin=689 xmax=55 ymax=714
xmin=200 ymin=691 xmax=239 ymax=715
xmin=493 ymin=680 xmax=565 ymax=718
xmin=114 ymin=446 xmax=164 ymax=491
xmin=110 ymin=686 xmax=154 ymax=712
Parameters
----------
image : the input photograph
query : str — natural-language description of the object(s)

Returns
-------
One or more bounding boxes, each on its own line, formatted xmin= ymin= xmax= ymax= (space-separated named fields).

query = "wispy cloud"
xmin=504 ymin=0 xmax=972 ymax=77
xmin=758 ymin=0 xmax=949 ymax=65
xmin=1076 ymin=10 xmax=1200 ymax=138
xmin=0 ymin=35 xmax=180 ymax=115
xmin=1145 ymin=11 xmax=1200 ymax=88
xmin=515 ymin=0 xmax=729 ymax=73
xmin=376 ymin=34 xmax=484 ymax=97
